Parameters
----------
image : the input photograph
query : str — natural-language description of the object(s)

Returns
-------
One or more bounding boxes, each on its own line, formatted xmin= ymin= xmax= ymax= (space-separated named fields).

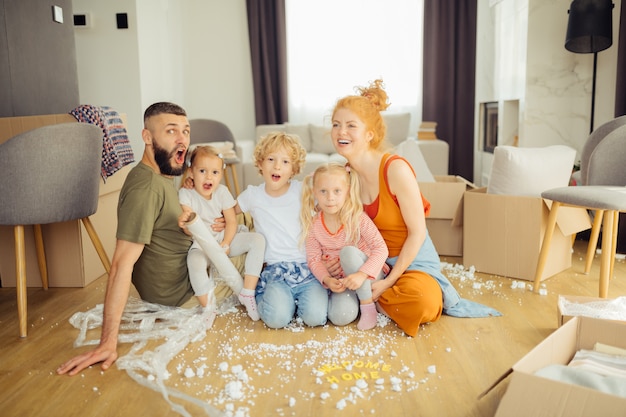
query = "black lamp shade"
xmin=565 ymin=0 xmax=613 ymax=53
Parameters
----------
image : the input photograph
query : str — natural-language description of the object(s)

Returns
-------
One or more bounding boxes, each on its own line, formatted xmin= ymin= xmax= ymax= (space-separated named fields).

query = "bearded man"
xmin=58 ymin=102 xmax=196 ymax=376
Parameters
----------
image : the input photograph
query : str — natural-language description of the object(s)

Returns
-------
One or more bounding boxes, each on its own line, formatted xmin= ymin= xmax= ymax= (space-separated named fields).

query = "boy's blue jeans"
xmin=256 ymin=278 xmax=328 ymax=329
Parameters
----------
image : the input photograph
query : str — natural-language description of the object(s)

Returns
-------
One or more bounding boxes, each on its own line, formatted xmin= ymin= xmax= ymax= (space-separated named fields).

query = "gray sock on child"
xmin=238 ymin=288 xmax=260 ymax=321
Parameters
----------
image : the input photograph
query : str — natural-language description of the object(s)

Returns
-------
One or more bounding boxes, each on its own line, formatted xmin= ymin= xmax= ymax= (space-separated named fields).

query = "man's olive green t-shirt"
xmin=117 ymin=163 xmax=193 ymax=306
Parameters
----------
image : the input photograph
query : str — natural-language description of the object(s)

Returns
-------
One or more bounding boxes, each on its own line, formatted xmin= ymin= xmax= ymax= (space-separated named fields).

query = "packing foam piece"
xmin=184 ymin=212 xmax=243 ymax=294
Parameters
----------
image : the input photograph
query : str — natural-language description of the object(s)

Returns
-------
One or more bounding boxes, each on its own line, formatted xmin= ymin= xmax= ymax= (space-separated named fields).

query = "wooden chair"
xmin=533 ymin=117 xmax=626 ymax=297
xmin=0 ymin=123 xmax=111 ymax=337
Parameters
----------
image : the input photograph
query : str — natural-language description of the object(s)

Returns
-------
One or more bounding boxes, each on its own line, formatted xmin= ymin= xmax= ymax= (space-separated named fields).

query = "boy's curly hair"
xmin=253 ymin=132 xmax=307 ymax=177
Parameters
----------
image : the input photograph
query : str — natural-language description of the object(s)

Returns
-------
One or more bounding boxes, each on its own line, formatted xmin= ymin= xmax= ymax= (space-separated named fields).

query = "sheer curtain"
xmin=285 ymin=0 xmax=424 ymax=133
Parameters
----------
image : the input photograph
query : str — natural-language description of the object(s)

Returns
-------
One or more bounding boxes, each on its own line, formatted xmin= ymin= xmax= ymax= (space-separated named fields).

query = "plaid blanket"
xmin=70 ymin=105 xmax=135 ymax=181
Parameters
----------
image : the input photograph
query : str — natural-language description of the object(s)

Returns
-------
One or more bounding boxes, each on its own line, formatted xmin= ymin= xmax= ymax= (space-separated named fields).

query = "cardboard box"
xmin=463 ymin=188 xmax=591 ymax=281
xmin=0 ymin=114 xmax=131 ymax=287
xmin=419 ymin=175 xmax=475 ymax=256
xmin=558 ymin=295 xmax=626 ymax=326
xmin=0 ymin=114 xmax=77 ymax=144
xmin=483 ymin=316 xmax=626 ymax=417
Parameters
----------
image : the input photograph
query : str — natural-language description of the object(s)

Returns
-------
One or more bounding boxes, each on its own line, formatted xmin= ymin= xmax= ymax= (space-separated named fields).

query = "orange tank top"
xmin=363 ymin=154 xmax=430 ymax=257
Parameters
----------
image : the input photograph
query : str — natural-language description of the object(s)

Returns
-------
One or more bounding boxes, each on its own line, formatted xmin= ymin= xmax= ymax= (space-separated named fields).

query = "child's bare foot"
xmin=197 ymin=293 xmax=208 ymax=307
xmin=238 ymin=289 xmax=260 ymax=321
xmin=357 ymin=303 xmax=377 ymax=330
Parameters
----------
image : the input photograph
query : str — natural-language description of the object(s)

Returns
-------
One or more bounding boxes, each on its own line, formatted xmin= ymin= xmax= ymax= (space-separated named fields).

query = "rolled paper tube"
xmin=184 ymin=212 xmax=243 ymax=294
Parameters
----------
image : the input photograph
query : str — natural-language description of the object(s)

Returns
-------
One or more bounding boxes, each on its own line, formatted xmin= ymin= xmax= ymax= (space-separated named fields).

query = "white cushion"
xmin=189 ymin=141 xmax=237 ymax=160
xmin=254 ymin=123 xmax=311 ymax=152
xmin=328 ymin=153 xmax=347 ymax=164
xmin=394 ymin=139 xmax=436 ymax=182
xmin=255 ymin=124 xmax=285 ymax=143
xmin=487 ymin=145 xmax=576 ymax=197
xmin=383 ymin=112 xmax=411 ymax=146
xmin=309 ymin=124 xmax=336 ymax=154
xmin=305 ymin=153 xmax=330 ymax=164
xmin=285 ymin=123 xmax=311 ymax=151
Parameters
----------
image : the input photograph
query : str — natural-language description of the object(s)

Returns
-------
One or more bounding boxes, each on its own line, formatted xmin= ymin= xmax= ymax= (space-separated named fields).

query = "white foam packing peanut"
xmin=68 ymin=297 xmax=228 ymax=417
xmin=68 ymin=267 xmax=464 ymax=415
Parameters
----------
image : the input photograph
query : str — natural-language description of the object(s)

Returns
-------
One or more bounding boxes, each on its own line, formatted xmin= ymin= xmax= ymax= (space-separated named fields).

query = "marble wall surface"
xmin=474 ymin=0 xmax=620 ymax=186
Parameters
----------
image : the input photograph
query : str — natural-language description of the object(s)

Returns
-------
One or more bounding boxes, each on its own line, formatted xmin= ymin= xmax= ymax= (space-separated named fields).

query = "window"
xmin=286 ymin=0 xmax=424 ymax=133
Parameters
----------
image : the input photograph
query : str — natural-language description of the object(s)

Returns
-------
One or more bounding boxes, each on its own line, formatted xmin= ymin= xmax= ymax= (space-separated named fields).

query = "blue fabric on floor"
xmin=387 ymin=233 xmax=502 ymax=318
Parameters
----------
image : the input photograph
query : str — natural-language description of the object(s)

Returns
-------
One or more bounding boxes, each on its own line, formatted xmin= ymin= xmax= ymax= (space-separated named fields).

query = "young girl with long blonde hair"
xmin=301 ymin=162 xmax=389 ymax=330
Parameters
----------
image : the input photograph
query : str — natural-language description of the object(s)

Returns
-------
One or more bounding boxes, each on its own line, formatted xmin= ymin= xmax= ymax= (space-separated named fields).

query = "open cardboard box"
xmin=0 ymin=113 xmax=131 ymax=287
xmin=481 ymin=316 xmax=626 ymax=417
xmin=419 ymin=175 xmax=475 ymax=256
xmin=462 ymin=188 xmax=591 ymax=281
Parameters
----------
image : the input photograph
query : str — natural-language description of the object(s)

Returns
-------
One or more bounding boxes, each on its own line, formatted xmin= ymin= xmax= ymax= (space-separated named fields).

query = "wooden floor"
xmin=1 ymin=240 xmax=625 ymax=417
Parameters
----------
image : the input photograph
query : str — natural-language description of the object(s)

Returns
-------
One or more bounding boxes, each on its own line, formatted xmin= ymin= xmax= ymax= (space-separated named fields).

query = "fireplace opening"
xmin=482 ymin=102 xmax=498 ymax=153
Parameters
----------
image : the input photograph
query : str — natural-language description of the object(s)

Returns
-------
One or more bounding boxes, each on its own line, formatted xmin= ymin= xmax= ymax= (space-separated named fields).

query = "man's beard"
xmin=154 ymin=141 xmax=184 ymax=176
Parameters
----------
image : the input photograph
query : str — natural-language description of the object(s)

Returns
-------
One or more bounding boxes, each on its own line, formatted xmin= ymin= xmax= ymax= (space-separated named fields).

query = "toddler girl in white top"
xmin=179 ymin=146 xmax=265 ymax=321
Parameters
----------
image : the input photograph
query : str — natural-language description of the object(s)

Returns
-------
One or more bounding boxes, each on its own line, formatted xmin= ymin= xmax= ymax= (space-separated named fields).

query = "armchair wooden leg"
xmin=223 ymin=163 xmax=241 ymax=196
xmin=223 ymin=173 xmax=233 ymax=196
xmin=33 ymin=224 xmax=49 ymax=290
xmin=229 ymin=164 xmax=241 ymax=196
xmin=81 ymin=217 xmax=111 ymax=274
xmin=15 ymin=225 xmax=28 ymax=338
xmin=584 ymin=210 xmax=603 ymax=274
xmin=598 ymin=210 xmax=615 ymax=298
xmin=533 ymin=201 xmax=561 ymax=293
xmin=610 ymin=211 xmax=619 ymax=280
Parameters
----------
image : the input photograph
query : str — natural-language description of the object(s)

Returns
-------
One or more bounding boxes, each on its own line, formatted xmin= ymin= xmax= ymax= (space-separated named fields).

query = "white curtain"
xmin=285 ymin=0 xmax=424 ymax=134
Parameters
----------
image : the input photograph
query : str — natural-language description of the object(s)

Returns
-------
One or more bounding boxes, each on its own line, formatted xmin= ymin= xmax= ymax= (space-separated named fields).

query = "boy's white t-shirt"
xmin=237 ymin=180 xmax=306 ymax=264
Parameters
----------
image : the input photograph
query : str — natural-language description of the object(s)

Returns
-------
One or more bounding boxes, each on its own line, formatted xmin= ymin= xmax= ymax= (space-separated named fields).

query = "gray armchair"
xmin=189 ymin=118 xmax=236 ymax=146
xmin=533 ymin=117 xmax=626 ymax=297
xmin=0 ymin=123 xmax=111 ymax=337
xmin=189 ymin=118 xmax=241 ymax=195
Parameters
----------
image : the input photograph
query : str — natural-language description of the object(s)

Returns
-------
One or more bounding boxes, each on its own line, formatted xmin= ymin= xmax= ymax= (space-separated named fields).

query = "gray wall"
xmin=0 ymin=0 xmax=79 ymax=116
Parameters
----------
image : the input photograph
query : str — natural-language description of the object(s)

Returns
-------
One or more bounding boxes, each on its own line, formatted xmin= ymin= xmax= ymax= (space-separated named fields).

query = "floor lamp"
xmin=565 ymin=0 xmax=614 ymax=134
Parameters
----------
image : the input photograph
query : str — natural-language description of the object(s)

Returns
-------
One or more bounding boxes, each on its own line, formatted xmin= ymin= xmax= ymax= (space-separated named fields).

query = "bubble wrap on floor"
xmin=558 ymin=296 xmax=626 ymax=322
xmin=68 ymin=296 xmax=239 ymax=417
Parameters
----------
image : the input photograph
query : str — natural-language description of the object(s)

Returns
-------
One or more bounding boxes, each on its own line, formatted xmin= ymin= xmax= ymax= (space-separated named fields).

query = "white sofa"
xmin=235 ymin=113 xmax=449 ymax=189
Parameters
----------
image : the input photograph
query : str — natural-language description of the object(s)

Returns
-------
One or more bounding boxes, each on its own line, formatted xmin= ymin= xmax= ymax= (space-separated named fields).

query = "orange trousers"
xmin=378 ymin=270 xmax=443 ymax=337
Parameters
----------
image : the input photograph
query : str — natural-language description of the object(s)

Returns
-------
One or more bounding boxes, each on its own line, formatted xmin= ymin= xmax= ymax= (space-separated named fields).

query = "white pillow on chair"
xmin=487 ymin=145 xmax=576 ymax=197
xmin=394 ymin=139 xmax=436 ymax=183
xmin=383 ymin=112 xmax=411 ymax=146
xmin=309 ymin=124 xmax=336 ymax=154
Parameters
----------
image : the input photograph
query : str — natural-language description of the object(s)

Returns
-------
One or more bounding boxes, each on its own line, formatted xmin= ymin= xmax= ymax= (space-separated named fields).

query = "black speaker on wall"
xmin=116 ymin=13 xmax=128 ymax=29
xmin=74 ymin=14 xmax=87 ymax=27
